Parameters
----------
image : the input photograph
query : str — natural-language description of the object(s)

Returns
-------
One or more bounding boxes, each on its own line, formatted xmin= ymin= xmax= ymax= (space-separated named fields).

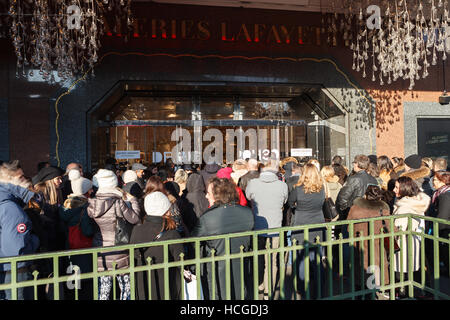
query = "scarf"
xmin=432 ymin=185 xmax=450 ymax=204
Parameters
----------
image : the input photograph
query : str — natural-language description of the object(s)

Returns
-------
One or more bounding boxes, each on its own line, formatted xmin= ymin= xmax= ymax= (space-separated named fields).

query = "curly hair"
xmin=208 ymin=177 xmax=239 ymax=205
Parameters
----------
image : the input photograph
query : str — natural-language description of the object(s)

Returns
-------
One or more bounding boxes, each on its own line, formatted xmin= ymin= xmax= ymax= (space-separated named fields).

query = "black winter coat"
xmin=191 ymin=203 xmax=254 ymax=300
xmin=129 ymin=215 xmax=184 ymax=300
xmin=435 ymin=191 xmax=450 ymax=237
xmin=336 ymin=170 xmax=377 ymax=219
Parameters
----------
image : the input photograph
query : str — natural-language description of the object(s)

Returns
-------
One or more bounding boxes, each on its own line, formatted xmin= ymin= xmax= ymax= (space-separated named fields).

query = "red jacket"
xmin=236 ymin=186 xmax=247 ymax=207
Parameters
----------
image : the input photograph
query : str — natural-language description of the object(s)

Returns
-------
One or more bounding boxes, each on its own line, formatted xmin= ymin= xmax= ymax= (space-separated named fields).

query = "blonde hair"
xmin=320 ymin=165 xmax=338 ymax=183
xmin=294 ymin=163 xmax=324 ymax=193
xmin=232 ymin=159 xmax=248 ymax=172
xmin=174 ymin=169 xmax=188 ymax=184
xmin=35 ymin=179 xmax=61 ymax=205
xmin=307 ymin=159 xmax=321 ymax=171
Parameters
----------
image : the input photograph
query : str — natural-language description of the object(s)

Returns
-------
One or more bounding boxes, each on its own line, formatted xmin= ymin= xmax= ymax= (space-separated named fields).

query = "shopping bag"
xmin=183 ymin=270 xmax=203 ymax=300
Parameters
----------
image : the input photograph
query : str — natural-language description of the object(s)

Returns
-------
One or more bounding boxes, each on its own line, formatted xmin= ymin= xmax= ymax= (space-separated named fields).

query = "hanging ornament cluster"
xmin=350 ymin=0 xmax=450 ymax=90
xmin=8 ymin=0 xmax=132 ymax=84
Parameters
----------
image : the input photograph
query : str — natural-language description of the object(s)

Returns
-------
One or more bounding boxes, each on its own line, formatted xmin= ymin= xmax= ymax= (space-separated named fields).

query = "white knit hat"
xmin=93 ymin=169 xmax=118 ymax=189
xmin=144 ymin=191 xmax=171 ymax=216
xmin=68 ymin=169 xmax=93 ymax=196
xmin=122 ymin=170 xmax=138 ymax=184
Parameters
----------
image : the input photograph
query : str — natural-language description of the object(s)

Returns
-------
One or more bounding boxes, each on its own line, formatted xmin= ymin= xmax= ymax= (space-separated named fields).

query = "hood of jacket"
xmin=88 ymin=188 xmax=123 ymax=218
xmin=0 ymin=181 xmax=35 ymax=206
xmin=259 ymin=171 xmax=279 ymax=183
xmin=204 ymin=163 xmax=220 ymax=174
xmin=63 ymin=195 xmax=88 ymax=209
xmin=186 ymin=173 xmax=206 ymax=193
xmin=353 ymin=197 xmax=390 ymax=212
xmin=395 ymin=192 xmax=430 ymax=214
xmin=400 ymin=166 xmax=431 ymax=181
xmin=326 ymin=179 xmax=341 ymax=189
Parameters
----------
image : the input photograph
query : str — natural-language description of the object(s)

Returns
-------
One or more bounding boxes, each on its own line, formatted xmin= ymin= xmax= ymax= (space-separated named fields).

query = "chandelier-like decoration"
xmin=349 ymin=0 xmax=450 ymax=90
xmin=8 ymin=0 xmax=132 ymax=84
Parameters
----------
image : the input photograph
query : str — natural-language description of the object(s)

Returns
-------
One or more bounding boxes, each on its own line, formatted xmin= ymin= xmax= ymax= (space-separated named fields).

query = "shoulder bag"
xmin=114 ymin=199 xmax=135 ymax=246
xmin=322 ymin=183 xmax=339 ymax=221
xmin=379 ymin=209 xmax=400 ymax=256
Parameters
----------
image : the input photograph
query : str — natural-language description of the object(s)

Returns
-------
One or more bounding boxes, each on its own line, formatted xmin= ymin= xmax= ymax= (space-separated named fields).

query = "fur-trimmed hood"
xmin=0 ymin=175 xmax=31 ymax=190
xmin=353 ymin=197 xmax=390 ymax=212
xmin=400 ymin=166 xmax=431 ymax=181
xmin=0 ymin=181 xmax=35 ymax=206
xmin=63 ymin=195 xmax=88 ymax=209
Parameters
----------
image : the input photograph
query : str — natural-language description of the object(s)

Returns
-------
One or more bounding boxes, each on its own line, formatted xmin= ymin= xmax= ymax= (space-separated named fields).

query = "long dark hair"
xmin=396 ymin=176 xmax=420 ymax=198
xmin=377 ymin=155 xmax=394 ymax=172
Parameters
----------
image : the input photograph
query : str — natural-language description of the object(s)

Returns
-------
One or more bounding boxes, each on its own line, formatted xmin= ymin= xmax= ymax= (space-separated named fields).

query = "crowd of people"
xmin=0 ymin=153 xmax=449 ymax=300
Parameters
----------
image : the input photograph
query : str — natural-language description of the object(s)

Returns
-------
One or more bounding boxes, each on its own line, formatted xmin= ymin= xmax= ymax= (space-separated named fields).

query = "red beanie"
xmin=216 ymin=167 xmax=232 ymax=179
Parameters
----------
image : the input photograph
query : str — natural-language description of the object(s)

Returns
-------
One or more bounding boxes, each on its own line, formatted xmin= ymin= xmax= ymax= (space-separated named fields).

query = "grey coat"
xmin=245 ymin=171 xmax=288 ymax=235
xmin=288 ymin=185 xmax=326 ymax=246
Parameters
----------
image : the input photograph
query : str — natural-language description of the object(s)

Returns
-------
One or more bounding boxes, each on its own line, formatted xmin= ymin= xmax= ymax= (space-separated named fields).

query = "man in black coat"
xmin=191 ymin=177 xmax=254 ymax=300
xmin=336 ymin=154 xmax=378 ymax=220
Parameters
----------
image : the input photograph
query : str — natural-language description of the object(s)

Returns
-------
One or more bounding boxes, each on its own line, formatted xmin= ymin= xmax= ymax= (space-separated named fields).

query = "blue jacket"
xmin=0 ymin=182 xmax=40 ymax=272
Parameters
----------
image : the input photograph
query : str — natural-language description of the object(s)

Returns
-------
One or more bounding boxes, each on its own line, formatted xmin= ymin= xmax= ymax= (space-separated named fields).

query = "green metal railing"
xmin=1 ymin=213 xmax=449 ymax=300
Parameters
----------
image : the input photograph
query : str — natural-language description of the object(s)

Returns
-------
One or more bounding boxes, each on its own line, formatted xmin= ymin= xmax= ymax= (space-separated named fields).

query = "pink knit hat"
xmin=216 ymin=167 xmax=232 ymax=179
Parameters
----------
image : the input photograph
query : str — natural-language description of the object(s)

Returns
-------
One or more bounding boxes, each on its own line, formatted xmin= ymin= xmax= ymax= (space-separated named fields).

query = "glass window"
xmin=199 ymin=97 xmax=234 ymax=120
xmin=240 ymin=98 xmax=302 ymax=120
xmin=113 ymin=97 xmax=193 ymax=120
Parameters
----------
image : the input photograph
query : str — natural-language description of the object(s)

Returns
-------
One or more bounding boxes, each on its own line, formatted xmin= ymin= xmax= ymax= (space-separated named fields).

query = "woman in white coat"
xmin=392 ymin=176 xmax=430 ymax=295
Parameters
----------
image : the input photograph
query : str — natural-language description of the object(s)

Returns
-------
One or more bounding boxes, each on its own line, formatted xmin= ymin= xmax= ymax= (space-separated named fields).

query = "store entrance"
xmin=108 ymin=123 xmax=307 ymax=166
xmin=92 ymin=82 xmax=347 ymax=170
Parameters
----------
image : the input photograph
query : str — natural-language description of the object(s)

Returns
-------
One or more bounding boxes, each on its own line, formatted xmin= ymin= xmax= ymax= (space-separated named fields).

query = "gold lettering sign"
xmin=110 ymin=17 xmax=327 ymax=46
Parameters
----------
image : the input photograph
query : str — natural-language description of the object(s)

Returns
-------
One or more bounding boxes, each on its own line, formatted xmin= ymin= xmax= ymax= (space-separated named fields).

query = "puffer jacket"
xmin=0 ymin=182 xmax=40 ymax=272
xmin=336 ymin=170 xmax=378 ymax=219
xmin=87 ymin=188 xmax=141 ymax=271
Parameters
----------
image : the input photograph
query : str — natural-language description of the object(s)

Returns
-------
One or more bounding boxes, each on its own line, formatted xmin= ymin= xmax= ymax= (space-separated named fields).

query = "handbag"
xmin=322 ymin=184 xmax=338 ymax=220
xmin=183 ymin=270 xmax=204 ymax=300
xmin=68 ymin=207 xmax=93 ymax=249
xmin=379 ymin=209 xmax=400 ymax=255
xmin=114 ymin=199 xmax=134 ymax=246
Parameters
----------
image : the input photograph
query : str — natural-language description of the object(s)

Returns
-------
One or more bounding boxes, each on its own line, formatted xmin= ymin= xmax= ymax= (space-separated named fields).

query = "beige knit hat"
xmin=69 ymin=169 xmax=93 ymax=196
xmin=144 ymin=191 xmax=171 ymax=216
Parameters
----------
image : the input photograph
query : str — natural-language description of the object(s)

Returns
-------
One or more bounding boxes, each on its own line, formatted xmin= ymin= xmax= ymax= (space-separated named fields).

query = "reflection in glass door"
xmin=108 ymin=123 xmax=307 ymax=166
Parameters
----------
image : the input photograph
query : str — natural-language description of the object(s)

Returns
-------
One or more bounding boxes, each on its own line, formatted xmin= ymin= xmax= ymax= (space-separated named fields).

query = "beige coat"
xmin=323 ymin=178 xmax=342 ymax=203
xmin=87 ymin=188 xmax=141 ymax=271
xmin=393 ymin=192 xmax=430 ymax=273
